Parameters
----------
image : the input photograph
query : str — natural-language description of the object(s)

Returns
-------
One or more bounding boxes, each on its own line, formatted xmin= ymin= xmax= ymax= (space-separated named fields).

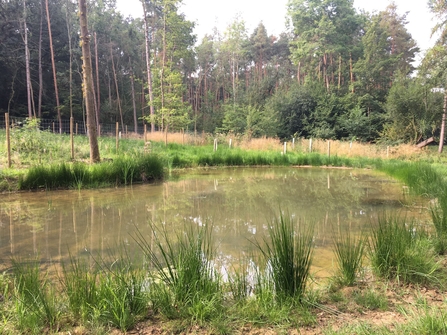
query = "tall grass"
xmin=255 ymin=213 xmax=314 ymax=302
xmin=332 ymin=229 xmax=365 ymax=286
xmin=19 ymin=154 xmax=164 ymax=190
xmin=61 ymin=251 xmax=149 ymax=331
xmin=430 ymin=194 xmax=447 ymax=255
xmin=134 ymin=222 xmax=222 ymax=323
xmin=12 ymin=259 xmax=59 ymax=333
xmin=60 ymin=256 xmax=99 ymax=322
xmin=369 ymin=215 xmax=438 ymax=284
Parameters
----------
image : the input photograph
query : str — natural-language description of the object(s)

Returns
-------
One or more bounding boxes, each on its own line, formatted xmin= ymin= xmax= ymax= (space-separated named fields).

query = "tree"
xmin=428 ymin=0 xmax=447 ymax=153
xmin=288 ymin=0 xmax=362 ymax=90
xmin=382 ymin=76 xmax=442 ymax=144
xmin=79 ymin=0 xmax=100 ymax=163
xmin=46 ymin=0 xmax=62 ymax=132
xmin=147 ymin=0 xmax=195 ymax=143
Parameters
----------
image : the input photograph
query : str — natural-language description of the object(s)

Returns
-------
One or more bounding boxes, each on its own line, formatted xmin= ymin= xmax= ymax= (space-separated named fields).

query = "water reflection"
xmin=0 ymin=167 xmax=427 ymax=277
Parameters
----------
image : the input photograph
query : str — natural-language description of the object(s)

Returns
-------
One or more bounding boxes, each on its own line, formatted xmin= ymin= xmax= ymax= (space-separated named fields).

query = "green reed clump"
xmin=135 ymin=223 xmax=222 ymax=322
xmin=369 ymin=215 xmax=438 ymax=284
xmin=61 ymin=252 xmax=149 ymax=331
xmin=19 ymin=154 xmax=164 ymax=190
xmin=96 ymin=269 xmax=148 ymax=331
xmin=332 ymin=230 xmax=365 ymax=286
xmin=12 ymin=259 xmax=59 ymax=333
xmin=256 ymin=213 xmax=314 ymax=302
xmin=60 ymin=257 xmax=99 ymax=322
xmin=430 ymin=194 xmax=447 ymax=255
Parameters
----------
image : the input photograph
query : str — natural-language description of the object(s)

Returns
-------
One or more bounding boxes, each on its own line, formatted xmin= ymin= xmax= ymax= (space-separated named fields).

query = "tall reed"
xmin=369 ymin=215 xmax=438 ymax=284
xmin=332 ymin=229 xmax=365 ymax=286
xmin=12 ymin=259 xmax=59 ymax=332
xmin=256 ymin=213 xmax=314 ymax=301
xmin=430 ymin=194 xmax=447 ymax=255
xmin=134 ymin=222 xmax=222 ymax=322
xmin=60 ymin=256 xmax=99 ymax=322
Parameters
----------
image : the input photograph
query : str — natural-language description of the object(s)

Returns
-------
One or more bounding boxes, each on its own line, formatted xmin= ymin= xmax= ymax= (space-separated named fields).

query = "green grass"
xmin=18 ymin=154 xmax=164 ymax=190
xmin=255 ymin=212 xmax=314 ymax=302
xmin=332 ymin=229 xmax=365 ymax=286
xmin=369 ymin=215 xmax=439 ymax=285
xmin=134 ymin=222 xmax=223 ymax=323
xmin=12 ymin=259 xmax=59 ymax=333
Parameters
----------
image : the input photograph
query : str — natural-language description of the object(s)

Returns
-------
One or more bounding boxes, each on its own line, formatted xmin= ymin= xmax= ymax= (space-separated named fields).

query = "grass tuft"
xmin=255 ymin=212 xmax=314 ymax=302
xmin=332 ymin=229 xmax=365 ymax=286
xmin=369 ymin=215 xmax=439 ymax=285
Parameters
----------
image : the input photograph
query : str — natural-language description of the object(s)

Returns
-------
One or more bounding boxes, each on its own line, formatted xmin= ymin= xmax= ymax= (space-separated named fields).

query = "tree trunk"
xmin=439 ymin=90 xmax=447 ymax=153
xmin=65 ymin=0 xmax=73 ymax=118
xmin=110 ymin=44 xmax=124 ymax=132
xmin=78 ymin=0 xmax=100 ymax=163
xmin=129 ymin=60 xmax=138 ymax=133
xmin=46 ymin=0 xmax=61 ymax=132
xmin=94 ymin=32 xmax=100 ymax=129
xmin=38 ymin=0 xmax=44 ymax=117
xmin=23 ymin=0 xmax=33 ymax=118
xmin=142 ymin=1 xmax=155 ymax=133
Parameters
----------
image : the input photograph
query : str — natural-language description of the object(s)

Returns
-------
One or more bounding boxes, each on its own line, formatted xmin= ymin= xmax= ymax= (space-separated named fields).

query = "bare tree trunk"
xmin=78 ymin=0 xmax=100 ymax=163
xmin=110 ymin=44 xmax=124 ymax=132
xmin=129 ymin=59 xmax=138 ymax=133
xmin=350 ymin=53 xmax=354 ymax=93
xmin=338 ymin=54 xmax=342 ymax=90
xmin=94 ymin=32 xmax=100 ymax=129
xmin=46 ymin=0 xmax=61 ymax=132
xmin=142 ymin=1 xmax=155 ymax=132
xmin=439 ymin=90 xmax=447 ymax=153
xmin=65 ymin=0 xmax=73 ymax=118
xmin=23 ymin=0 xmax=33 ymax=118
xmin=38 ymin=0 xmax=44 ymax=117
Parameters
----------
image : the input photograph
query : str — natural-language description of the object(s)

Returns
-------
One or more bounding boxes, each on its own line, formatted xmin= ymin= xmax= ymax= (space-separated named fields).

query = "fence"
xmin=0 ymin=114 xmax=149 ymax=137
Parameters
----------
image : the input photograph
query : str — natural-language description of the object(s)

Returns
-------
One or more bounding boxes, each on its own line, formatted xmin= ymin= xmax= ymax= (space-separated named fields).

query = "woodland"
xmin=1 ymin=0 xmax=447 ymax=145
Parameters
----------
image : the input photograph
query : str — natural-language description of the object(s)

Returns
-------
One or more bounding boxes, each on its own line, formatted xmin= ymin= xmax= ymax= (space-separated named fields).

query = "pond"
xmin=0 ymin=167 xmax=428 ymax=279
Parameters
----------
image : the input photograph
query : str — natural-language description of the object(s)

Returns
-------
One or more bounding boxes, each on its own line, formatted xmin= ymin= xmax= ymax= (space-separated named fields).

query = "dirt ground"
xmin=62 ymin=281 xmax=445 ymax=335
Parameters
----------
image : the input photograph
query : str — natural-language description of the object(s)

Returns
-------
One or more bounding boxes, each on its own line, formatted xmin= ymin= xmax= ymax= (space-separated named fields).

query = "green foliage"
xmin=382 ymin=76 xmax=441 ymax=144
xmin=265 ymin=83 xmax=316 ymax=139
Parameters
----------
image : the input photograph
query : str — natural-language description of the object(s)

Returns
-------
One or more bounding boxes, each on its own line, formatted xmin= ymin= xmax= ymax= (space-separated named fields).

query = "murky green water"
xmin=0 ymin=167 xmax=428 ymax=278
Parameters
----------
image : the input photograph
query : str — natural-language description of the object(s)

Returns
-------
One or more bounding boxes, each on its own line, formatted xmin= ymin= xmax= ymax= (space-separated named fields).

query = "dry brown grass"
xmin=303 ymin=139 xmax=423 ymax=160
xmin=133 ymin=132 xmax=428 ymax=160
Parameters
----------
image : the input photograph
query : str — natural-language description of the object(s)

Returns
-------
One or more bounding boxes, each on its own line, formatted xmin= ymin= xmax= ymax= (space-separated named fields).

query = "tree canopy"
xmin=0 ymin=0 xmax=443 ymax=145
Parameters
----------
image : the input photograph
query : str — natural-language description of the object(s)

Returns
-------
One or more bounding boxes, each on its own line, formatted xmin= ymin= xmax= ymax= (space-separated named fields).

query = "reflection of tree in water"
xmin=0 ymin=167 xmax=425 ymax=274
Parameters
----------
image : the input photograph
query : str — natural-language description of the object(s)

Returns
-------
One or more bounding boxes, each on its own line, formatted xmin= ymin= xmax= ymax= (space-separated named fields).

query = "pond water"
xmin=0 ymin=167 xmax=428 ymax=279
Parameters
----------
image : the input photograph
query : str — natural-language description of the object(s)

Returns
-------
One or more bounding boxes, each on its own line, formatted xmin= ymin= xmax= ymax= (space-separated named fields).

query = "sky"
xmin=116 ymin=0 xmax=437 ymax=62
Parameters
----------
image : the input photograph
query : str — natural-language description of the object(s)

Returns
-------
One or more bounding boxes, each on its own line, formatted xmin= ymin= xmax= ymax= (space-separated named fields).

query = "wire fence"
xmin=0 ymin=114 xmax=150 ymax=137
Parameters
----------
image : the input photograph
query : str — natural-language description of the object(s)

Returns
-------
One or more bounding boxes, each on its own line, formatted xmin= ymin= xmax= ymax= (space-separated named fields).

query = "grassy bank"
xmin=0 ymin=128 xmax=415 ymax=192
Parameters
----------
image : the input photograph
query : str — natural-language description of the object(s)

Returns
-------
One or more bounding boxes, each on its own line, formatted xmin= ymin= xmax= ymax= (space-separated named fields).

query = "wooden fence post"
xmin=70 ymin=117 xmax=74 ymax=160
xmin=6 ymin=113 xmax=11 ymax=168
xmin=116 ymin=122 xmax=119 ymax=151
